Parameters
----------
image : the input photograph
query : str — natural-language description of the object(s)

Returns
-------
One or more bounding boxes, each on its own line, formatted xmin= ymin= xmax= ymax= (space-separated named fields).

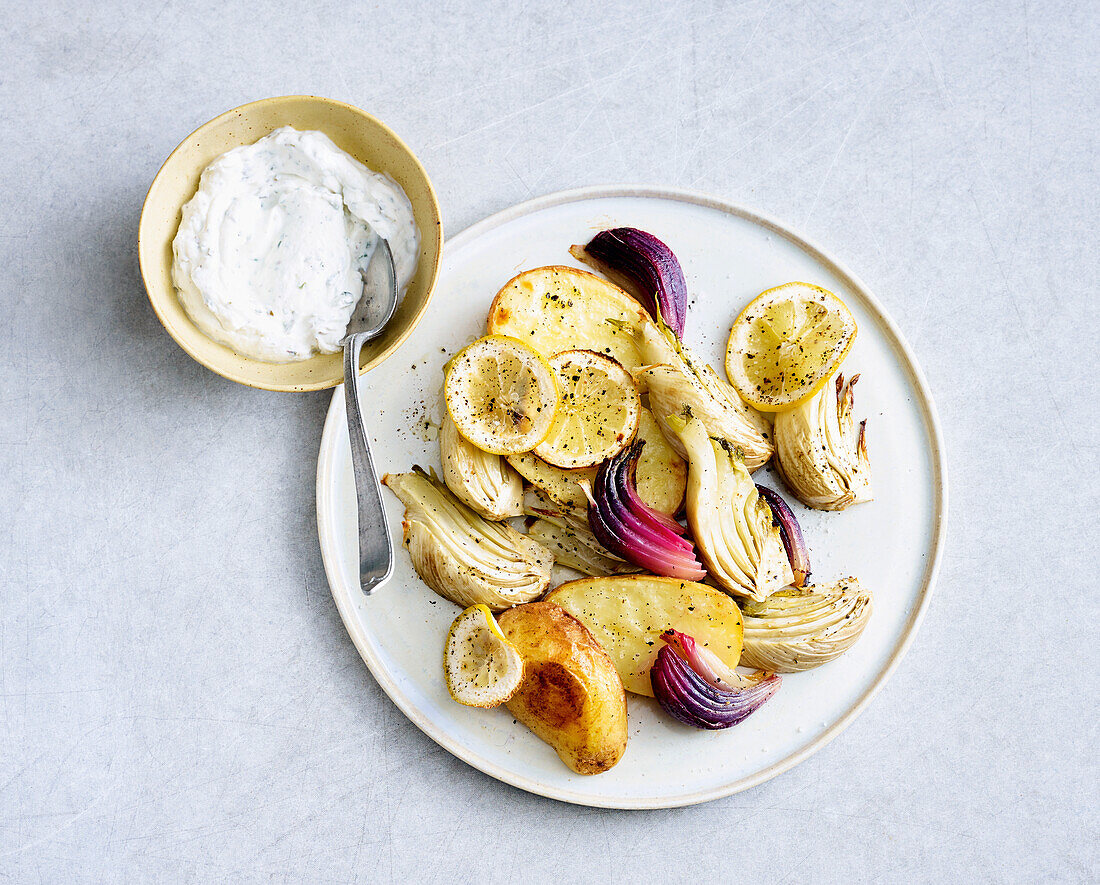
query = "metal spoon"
xmin=341 ymin=239 xmax=399 ymax=594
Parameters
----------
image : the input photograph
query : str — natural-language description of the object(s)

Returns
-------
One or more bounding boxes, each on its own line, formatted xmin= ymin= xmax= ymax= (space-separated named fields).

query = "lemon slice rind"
xmin=725 ymin=282 xmax=857 ymax=412
xmin=533 ymin=350 xmax=640 ymax=469
xmin=444 ymin=335 xmax=559 ymax=455
xmin=444 ymin=604 xmax=525 ymax=708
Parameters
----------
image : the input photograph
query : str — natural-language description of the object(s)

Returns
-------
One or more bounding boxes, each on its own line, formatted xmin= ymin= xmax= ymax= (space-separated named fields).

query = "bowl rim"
xmin=137 ymin=94 xmax=443 ymax=392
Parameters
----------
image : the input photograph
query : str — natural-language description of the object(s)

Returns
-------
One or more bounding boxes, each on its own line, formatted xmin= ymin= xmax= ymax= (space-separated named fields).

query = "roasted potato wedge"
xmin=633 ymin=408 xmax=687 ymax=516
xmin=497 ymin=602 xmax=628 ymax=775
xmin=546 ymin=575 xmax=744 ymax=697
xmin=487 ymin=266 xmax=651 ymax=370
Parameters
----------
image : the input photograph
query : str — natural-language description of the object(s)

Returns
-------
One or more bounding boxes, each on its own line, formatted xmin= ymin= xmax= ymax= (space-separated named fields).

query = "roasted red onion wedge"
xmin=570 ymin=227 xmax=688 ymax=337
xmin=756 ymin=485 xmax=811 ymax=587
xmin=585 ymin=441 xmax=705 ymax=581
xmin=651 ymin=630 xmax=781 ymax=730
xmin=661 ymin=630 xmax=747 ymax=691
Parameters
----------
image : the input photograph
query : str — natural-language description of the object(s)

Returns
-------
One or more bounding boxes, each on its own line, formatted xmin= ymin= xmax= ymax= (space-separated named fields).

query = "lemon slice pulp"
xmin=444 ymin=335 xmax=558 ymax=455
xmin=444 ymin=604 xmax=524 ymax=708
xmin=533 ymin=350 xmax=640 ymax=469
xmin=725 ymin=282 xmax=857 ymax=412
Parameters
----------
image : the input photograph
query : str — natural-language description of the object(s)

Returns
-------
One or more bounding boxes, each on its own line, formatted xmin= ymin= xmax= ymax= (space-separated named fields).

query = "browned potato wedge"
xmin=487 ymin=266 xmax=650 ymax=370
xmin=546 ymin=575 xmax=744 ymax=696
xmin=497 ymin=602 xmax=627 ymax=775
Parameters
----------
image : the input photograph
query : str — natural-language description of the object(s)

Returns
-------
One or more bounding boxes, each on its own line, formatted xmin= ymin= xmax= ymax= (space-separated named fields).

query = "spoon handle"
xmin=343 ymin=334 xmax=393 ymax=594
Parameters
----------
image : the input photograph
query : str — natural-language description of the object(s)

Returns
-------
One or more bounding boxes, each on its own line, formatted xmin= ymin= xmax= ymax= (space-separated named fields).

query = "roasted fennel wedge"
xmin=612 ymin=316 xmax=773 ymax=471
xmin=669 ymin=414 xmax=792 ymax=601
xmin=523 ymin=488 xmax=636 ymax=575
xmin=774 ymin=372 xmax=871 ymax=511
xmin=440 ymin=413 xmax=524 ymax=520
xmin=382 ymin=468 xmax=552 ymax=611
xmin=527 ymin=519 xmax=638 ymax=576
xmin=641 ymin=362 xmax=773 ymax=472
xmin=739 ymin=579 xmax=873 ymax=672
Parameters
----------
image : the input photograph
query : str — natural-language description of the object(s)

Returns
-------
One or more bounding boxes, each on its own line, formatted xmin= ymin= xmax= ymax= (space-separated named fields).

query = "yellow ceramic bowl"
xmin=138 ymin=96 xmax=443 ymax=391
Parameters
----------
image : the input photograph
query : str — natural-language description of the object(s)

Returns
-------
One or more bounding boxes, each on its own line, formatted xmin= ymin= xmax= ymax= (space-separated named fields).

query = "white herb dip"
xmin=171 ymin=126 xmax=420 ymax=362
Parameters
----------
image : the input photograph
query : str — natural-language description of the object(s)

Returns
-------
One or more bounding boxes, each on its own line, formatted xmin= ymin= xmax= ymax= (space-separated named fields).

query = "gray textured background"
xmin=3 ymin=1 xmax=1097 ymax=881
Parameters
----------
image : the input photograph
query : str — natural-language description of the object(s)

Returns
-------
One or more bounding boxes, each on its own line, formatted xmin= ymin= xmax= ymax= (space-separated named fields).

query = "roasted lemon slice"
xmin=725 ymin=282 xmax=857 ymax=412
xmin=533 ymin=350 xmax=640 ymax=469
xmin=444 ymin=604 xmax=524 ymax=708
xmin=444 ymin=336 xmax=558 ymax=455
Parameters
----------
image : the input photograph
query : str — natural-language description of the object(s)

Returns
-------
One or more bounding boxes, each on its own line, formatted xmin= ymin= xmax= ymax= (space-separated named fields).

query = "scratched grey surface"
xmin=2 ymin=0 xmax=1097 ymax=881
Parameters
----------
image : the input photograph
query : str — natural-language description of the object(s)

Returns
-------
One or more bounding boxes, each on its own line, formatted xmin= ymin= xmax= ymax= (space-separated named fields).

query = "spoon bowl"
xmin=343 ymin=240 xmax=400 ymax=594
xmin=342 ymin=239 xmax=400 ymax=344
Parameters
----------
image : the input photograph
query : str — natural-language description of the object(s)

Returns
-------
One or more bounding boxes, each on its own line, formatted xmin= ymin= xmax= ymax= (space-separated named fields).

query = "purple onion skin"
xmin=651 ymin=644 xmax=782 ymax=729
xmin=599 ymin=459 xmax=686 ymax=555
xmin=618 ymin=456 xmax=685 ymax=535
xmin=609 ymin=443 xmax=689 ymax=543
xmin=587 ymin=468 xmax=693 ymax=576
xmin=579 ymin=228 xmax=688 ymax=337
xmin=589 ymin=442 xmax=706 ymax=580
xmin=588 ymin=485 xmax=702 ymax=579
xmin=756 ymin=485 xmax=811 ymax=587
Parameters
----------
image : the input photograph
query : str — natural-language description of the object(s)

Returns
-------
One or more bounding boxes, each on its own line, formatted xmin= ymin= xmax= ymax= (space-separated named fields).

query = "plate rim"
xmin=315 ymin=184 xmax=949 ymax=809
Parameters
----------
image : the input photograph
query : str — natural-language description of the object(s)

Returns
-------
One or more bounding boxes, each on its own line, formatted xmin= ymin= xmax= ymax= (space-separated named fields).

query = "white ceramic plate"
xmin=316 ymin=186 xmax=947 ymax=808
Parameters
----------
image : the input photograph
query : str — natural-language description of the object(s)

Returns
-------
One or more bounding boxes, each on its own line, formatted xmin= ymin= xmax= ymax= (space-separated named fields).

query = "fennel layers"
xmin=382 ymin=468 xmax=553 ymax=611
xmin=740 ymin=579 xmax=873 ymax=672
xmin=616 ymin=316 xmax=773 ymax=471
xmin=440 ymin=413 xmax=524 ymax=520
xmin=773 ymin=372 xmax=872 ymax=510
xmin=670 ymin=415 xmax=792 ymax=602
xmin=526 ymin=520 xmax=638 ymax=577
xmin=523 ymin=488 xmax=638 ymax=577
